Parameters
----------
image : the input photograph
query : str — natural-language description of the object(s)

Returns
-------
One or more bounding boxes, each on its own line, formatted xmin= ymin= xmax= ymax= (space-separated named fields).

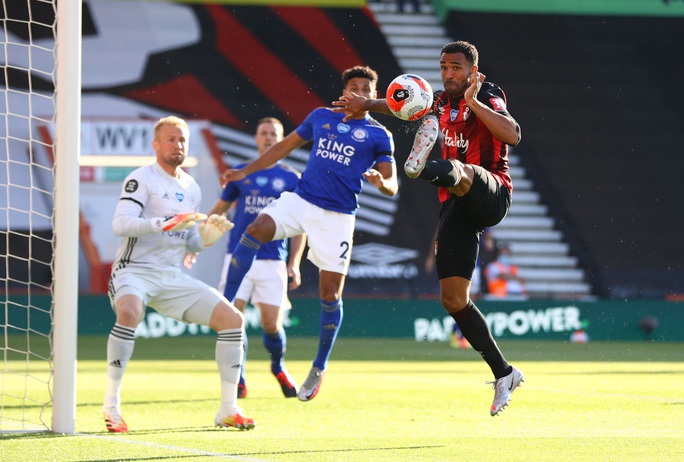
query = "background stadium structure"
xmin=4 ymin=1 xmax=681 ymax=301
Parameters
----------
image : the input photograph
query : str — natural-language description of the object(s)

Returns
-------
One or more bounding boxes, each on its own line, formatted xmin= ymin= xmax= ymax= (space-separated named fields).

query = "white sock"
xmin=103 ymin=325 xmax=135 ymax=411
xmin=216 ymin=328 xmax=244 ymax=413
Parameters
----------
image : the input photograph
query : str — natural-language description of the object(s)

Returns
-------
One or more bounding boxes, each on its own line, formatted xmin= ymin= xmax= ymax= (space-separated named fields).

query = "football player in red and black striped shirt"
xmin=333 ymin=41 xmax=524 ymax=416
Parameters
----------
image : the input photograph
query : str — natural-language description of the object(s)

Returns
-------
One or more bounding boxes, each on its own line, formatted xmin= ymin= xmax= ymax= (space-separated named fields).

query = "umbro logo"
xmin=351 ymin=243 xmax=418 ymax=265
xmin=109 ymin=359 xmax=122 ymax=368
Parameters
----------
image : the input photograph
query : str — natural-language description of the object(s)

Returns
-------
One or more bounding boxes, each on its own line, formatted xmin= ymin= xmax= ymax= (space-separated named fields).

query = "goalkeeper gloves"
xmin=198 ymin=214 xmax=234 ymax=247
xmin=154 ymin=212 xmax=208 ymax=232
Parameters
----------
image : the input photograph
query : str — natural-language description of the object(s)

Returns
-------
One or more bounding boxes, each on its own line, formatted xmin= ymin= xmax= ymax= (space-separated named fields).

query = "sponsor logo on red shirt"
xmin=489 ymin=97 xmax=506 ymax=111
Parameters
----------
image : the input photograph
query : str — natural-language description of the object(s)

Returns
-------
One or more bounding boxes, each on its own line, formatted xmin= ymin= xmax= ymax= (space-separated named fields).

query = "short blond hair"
xmin=256 ymin=117 xmax=284 ymax=132
xmin=153 ymin=116 xmax=189 ymax=140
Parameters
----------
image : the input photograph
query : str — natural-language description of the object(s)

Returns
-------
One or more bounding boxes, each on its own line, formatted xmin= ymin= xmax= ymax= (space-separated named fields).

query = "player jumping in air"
xmin=333 ymin=41 xmax=524 ymax=416
xmin=220 ymin=66 xmax=399 ymax=402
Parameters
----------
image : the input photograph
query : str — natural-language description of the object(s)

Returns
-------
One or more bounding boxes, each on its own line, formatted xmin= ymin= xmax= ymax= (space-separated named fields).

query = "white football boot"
xmin=489 ymin=366 xmax=525 ymax=416
xmin=404 ymin=116 xmax=439 ymax=179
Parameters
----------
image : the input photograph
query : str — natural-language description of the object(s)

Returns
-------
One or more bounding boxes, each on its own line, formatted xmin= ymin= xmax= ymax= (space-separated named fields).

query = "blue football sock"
xmin=223 ymin=233 xmax=261 ymax=302
xmin=312 ymin=299 xmax=343 ymax=371
xmin=263 ymin=330 xmax=285 ymax=374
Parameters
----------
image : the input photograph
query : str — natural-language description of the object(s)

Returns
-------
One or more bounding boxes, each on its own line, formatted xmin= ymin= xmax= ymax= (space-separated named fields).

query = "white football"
xmin=386 ymin=74 xmax=433 ymax=121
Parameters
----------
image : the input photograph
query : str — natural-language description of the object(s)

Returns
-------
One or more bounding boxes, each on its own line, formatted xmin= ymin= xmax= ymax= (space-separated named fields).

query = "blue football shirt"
xmin=221 ymin=162 xmax=300 ymax=261
xmin=294 ymin=108 xmax=394 ymax=214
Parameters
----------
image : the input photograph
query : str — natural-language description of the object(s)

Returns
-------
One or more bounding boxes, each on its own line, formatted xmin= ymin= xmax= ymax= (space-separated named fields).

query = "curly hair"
xmin=341 ymin=65 xmax=378 ymax=86
xmin=441 ymin=41 xmax=479 ymax=66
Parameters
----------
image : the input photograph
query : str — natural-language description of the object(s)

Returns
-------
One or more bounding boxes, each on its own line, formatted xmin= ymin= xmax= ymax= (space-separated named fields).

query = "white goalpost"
xmin=52 ymin=0 xmax=82 ymax=434
xmin=1 ymin=0 xmax=81 ymax=433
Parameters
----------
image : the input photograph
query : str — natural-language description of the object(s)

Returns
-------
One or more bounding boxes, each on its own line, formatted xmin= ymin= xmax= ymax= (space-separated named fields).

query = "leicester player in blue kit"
xmin=208 ymin=117 xmax=306 ymax=399
xmin=220 ymin=66 xmax=399 ymax=401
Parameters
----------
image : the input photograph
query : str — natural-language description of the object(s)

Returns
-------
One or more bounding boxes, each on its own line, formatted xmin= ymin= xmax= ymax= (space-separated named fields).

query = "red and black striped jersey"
xmin=432 ymin=82 xmax=514 ymax=202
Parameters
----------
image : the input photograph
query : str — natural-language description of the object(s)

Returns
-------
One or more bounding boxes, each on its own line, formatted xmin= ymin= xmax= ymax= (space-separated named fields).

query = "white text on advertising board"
xmin=414 ymin=306 xmax=583 ymax=341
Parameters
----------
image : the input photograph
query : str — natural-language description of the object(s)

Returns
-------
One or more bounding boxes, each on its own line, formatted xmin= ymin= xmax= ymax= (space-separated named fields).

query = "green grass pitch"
xmin=2 ymin=336 xmax=683 ymax=461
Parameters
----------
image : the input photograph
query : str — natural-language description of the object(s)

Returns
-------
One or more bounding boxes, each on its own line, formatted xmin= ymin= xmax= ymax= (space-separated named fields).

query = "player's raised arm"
xmin=464 ymin=72 xmax=520 ymax=146
xmin=112 ymin=196 xmax=206 ymax=237
xmin=331 ymin=92 xmax=393 ymax=122
xmin=220 ymin=131 xmax=308 ymax=185
xmin=363 ymin=161 xmax=398 ymax=197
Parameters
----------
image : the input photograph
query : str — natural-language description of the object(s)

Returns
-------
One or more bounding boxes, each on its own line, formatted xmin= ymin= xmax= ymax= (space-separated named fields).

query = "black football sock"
xmin=419 ymin=160 xmax=461 ymax=186
xmin=451 ymin=300 xmax=512 ymax=379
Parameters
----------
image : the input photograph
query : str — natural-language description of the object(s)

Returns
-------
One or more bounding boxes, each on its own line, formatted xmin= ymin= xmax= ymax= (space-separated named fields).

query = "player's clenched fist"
xmin=199 ymin=214 xmax=234 ymax=246
xmin=154 ymin=212 xmax=208 ymax=232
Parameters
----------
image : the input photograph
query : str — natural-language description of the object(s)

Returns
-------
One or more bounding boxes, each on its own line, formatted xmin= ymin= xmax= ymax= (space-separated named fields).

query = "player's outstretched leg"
xmin=404 ymin=116 xmax=438 ymax=178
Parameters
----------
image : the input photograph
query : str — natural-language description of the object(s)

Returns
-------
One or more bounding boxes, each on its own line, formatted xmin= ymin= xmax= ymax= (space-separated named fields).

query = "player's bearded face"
xmin=440 ymin=52 xmax=473 ymax=98
xmin=154 ymin=124 xmax=188 ymax=168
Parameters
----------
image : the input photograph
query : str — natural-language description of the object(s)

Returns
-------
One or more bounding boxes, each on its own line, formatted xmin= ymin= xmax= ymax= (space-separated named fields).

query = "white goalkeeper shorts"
xmin=217 ymin=254 xmax=291 ymax=309
xmin=261 ymin=191 xmax=354 ymax=275
xmin=108 ymin=267 xmax=225 ymax=327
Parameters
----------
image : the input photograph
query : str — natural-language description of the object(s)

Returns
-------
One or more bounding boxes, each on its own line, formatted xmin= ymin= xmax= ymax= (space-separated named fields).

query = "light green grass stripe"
xmin=3 ymin=339 xmax=682 ymax=461
xmin=76 ymin=432 xmax=270 ymax=461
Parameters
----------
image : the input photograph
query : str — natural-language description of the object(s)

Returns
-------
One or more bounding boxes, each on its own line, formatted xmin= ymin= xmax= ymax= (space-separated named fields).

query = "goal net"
xmin=1 ymin=0 xmax=80 ymax=432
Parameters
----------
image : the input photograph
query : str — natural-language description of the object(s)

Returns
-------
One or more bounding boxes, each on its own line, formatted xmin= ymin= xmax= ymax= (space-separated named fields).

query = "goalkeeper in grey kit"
xmin=103 ymin=116 xmax=255 ymax=432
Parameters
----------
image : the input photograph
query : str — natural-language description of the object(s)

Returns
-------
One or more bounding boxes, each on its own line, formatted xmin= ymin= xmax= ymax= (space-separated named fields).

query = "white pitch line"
xmin=76 ymin=432 xmax=271 ymax=462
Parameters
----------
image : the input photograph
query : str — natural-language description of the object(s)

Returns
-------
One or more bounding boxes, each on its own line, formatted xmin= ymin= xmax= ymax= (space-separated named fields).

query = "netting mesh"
xmin=1 ymin=0 xmax=57 ymax=431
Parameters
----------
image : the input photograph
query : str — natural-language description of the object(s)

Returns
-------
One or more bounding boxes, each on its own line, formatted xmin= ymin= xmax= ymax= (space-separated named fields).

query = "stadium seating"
xmin=369 ymin=2 xmax=594 ymax=299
